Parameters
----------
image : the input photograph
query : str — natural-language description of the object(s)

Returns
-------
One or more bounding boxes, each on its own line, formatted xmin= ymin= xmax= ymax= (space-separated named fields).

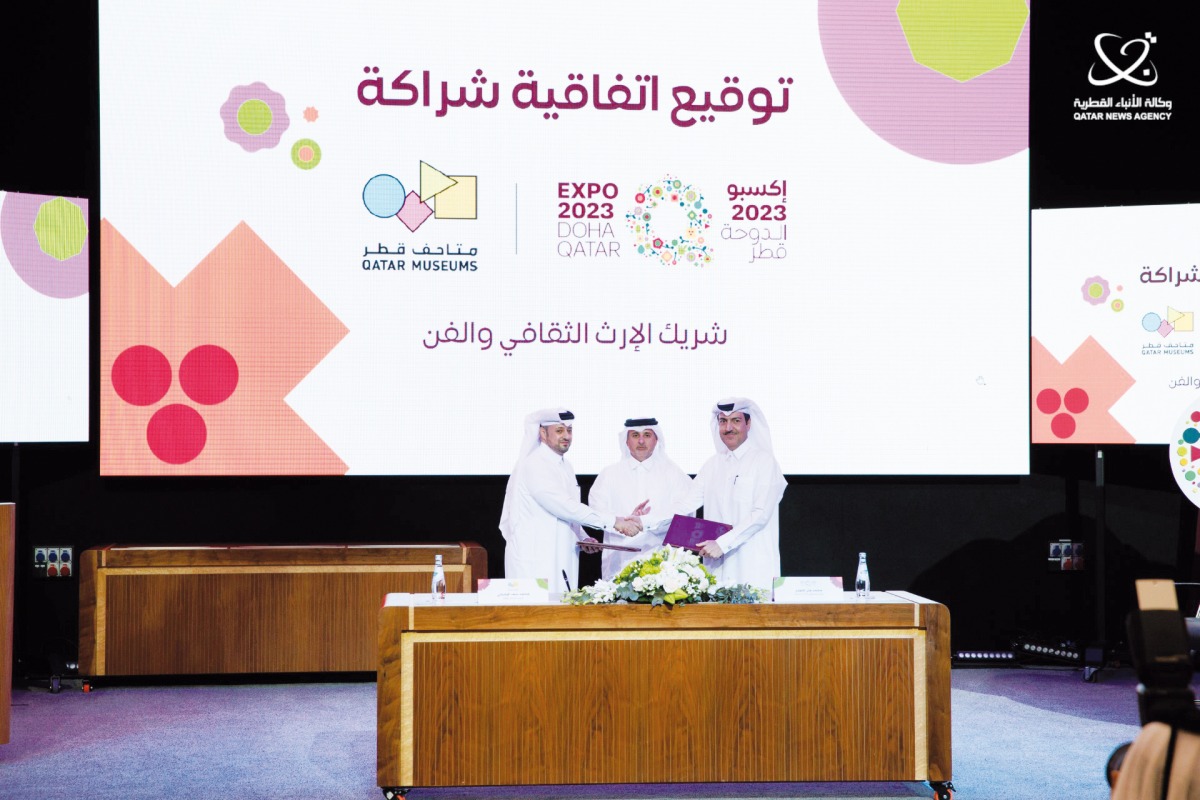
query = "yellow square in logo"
xmin=433 ymin=176 xmax=477 ymax=220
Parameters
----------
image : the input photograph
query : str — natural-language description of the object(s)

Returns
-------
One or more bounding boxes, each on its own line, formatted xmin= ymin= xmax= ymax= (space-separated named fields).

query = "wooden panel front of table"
xmin=377 ymin=593 xmax=950 ymax=790
xmin=79 ymin=542 xmax=487 ymax=676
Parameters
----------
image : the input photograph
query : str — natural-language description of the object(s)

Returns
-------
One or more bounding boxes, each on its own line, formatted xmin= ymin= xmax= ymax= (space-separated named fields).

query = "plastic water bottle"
xmin=431 ymin=555 xmax=446 ymax=601
xmin=855 ymin=552 xmax=870 ymax=598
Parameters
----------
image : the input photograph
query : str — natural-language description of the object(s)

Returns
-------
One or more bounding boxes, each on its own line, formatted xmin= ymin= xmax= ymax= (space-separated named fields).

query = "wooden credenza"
xmin=0 ymin=504 xmax=13 ymax=745
xmin=377 ymin=592 xmax=951 ymax=792
xmin=79 ymin=542 xmax=487 ymax=677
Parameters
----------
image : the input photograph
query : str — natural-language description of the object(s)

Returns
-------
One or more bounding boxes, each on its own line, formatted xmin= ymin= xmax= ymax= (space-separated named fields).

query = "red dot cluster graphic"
xmin=111 ymin=345 xmax=239 ymax=464
xmin=1036 ymin=387 xmax=1089 ymax=439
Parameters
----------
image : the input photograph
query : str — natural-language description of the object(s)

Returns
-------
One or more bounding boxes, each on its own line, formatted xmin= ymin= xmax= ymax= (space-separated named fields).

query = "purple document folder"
xmin=662 ymin=514 xmax=732 ymax=552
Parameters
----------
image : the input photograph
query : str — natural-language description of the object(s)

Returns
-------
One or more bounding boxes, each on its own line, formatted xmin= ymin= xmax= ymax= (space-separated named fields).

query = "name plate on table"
xmin=772 ymin=576 xmax=844 ymax=603
xmin=382 ymin=592 xmax=480 ymax=607
xmin=477 ymin=578 xmax=552 ymax=604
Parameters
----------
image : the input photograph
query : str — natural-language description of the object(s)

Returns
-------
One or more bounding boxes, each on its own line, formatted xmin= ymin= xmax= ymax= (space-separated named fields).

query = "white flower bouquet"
xmin=563 ymin=546 xmax=766 ymax=606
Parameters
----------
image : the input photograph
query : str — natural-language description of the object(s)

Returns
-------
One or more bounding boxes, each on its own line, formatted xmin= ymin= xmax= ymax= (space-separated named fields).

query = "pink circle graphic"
xmin=179 ymin=345 xmax=239 ymax=405
xmin=0 ymin=192 xmax=89 ymax=298
xmin=147 ymin=404 xmax=207 ymax=464
xmin=1050 ymin=413 xmax=1076 ymax=439
xmin=1036 ymin=388 xmax=1061 ymax=415
xmin=1063 ymin=387 xmax=1089 ymax=414
xmin=112 ymin=345 xmax=172 ymax=406
xmin=818 ymin=0 xmax=1028 ymax=164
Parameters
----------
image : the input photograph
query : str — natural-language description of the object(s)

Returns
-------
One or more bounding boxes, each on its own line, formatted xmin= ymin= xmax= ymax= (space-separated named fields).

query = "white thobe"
xmin=588 ymin=450 xmax=695 ymax=580
xmin=674 ymin=441 xmax=786 ymax=590
xmin=504 ymin=443 xmax=617 ymax=587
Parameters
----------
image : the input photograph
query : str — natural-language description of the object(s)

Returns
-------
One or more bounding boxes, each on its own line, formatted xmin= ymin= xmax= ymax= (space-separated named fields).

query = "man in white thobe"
xmin=588 ymin=417 xmax=695 ymax=580
xmin=672 ymin=397 xmax=787 ymax=591
xmin=499 ymin=408 xmax=640 ymax=587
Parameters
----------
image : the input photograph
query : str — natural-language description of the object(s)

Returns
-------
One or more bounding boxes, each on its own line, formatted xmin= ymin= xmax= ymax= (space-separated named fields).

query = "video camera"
xmin=1126 ymin=579 xmax=1200 ymax=730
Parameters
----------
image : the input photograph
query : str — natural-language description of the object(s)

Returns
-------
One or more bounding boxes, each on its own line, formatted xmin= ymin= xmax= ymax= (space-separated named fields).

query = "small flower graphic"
xmin=220 ymin=82 xmax=290 ymax=152
xmin=1081 ymin=276 xmax=1110 ymax=305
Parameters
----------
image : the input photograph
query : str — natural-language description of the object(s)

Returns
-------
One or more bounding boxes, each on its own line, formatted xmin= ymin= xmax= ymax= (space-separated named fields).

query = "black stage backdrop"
xmin=1 ymin=2 xmax=1197 ymax=678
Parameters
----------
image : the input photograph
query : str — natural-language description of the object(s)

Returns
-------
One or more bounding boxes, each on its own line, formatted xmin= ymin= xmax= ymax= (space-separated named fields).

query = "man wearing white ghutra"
xmin=588 ymin=416 xmax=695 ymax=580
xmin=499 ymin=408 xmax=641 ymax=586
xmin=671 ymin=398 xmax=787 ymax=590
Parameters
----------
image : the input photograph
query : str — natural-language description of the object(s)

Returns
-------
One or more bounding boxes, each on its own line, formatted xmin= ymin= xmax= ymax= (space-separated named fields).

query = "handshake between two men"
xmin=579 ymin=499 xmax=650 ymax=553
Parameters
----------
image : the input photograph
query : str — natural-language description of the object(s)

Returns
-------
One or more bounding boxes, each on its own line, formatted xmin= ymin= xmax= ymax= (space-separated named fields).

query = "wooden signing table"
xmin=79 ymin=542 xmax=486 ymax=677
xmin=378 ymin=591 xmax=951 ymax=796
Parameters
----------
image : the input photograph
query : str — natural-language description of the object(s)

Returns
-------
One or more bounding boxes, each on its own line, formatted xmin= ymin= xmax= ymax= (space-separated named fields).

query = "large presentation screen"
xmin=99 ymin=0 xmax=1030 ymax=476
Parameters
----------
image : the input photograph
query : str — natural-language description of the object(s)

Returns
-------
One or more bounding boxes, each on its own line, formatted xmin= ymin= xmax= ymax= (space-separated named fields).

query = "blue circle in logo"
xmin=363 ymin=174 xmax=406 ymax=218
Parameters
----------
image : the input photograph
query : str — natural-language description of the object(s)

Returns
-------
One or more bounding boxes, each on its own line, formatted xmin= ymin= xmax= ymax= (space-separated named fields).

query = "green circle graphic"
xmin=291 ymin=139 xmax=322 ymax=170
xmin=237 ymin=99 xmax=274 ymax=135
xmin=33 ymin=197 xmax=88 ymax=261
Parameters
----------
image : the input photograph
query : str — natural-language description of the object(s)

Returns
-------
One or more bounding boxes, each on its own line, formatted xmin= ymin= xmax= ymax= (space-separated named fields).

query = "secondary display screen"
xmin=99 ymin=1 xmax=1029 ymax=475
xmin=0 ymin=190 xmax=89 ymax=443
xmin=1033 ymin=204 xmax=1200 ymax=444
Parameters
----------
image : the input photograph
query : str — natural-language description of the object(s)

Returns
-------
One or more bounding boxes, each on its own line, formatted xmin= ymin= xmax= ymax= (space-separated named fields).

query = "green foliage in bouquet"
xmin=562 ymin=546 xmax=767 ymax=606
xmin=710 ymin=583 xmax=769 ymax=604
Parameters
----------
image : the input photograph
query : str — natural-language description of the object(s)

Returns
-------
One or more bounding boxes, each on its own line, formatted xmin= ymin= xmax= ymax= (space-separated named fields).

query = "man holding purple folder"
xmin=670 ymin=397 xmax=787 ymax=590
